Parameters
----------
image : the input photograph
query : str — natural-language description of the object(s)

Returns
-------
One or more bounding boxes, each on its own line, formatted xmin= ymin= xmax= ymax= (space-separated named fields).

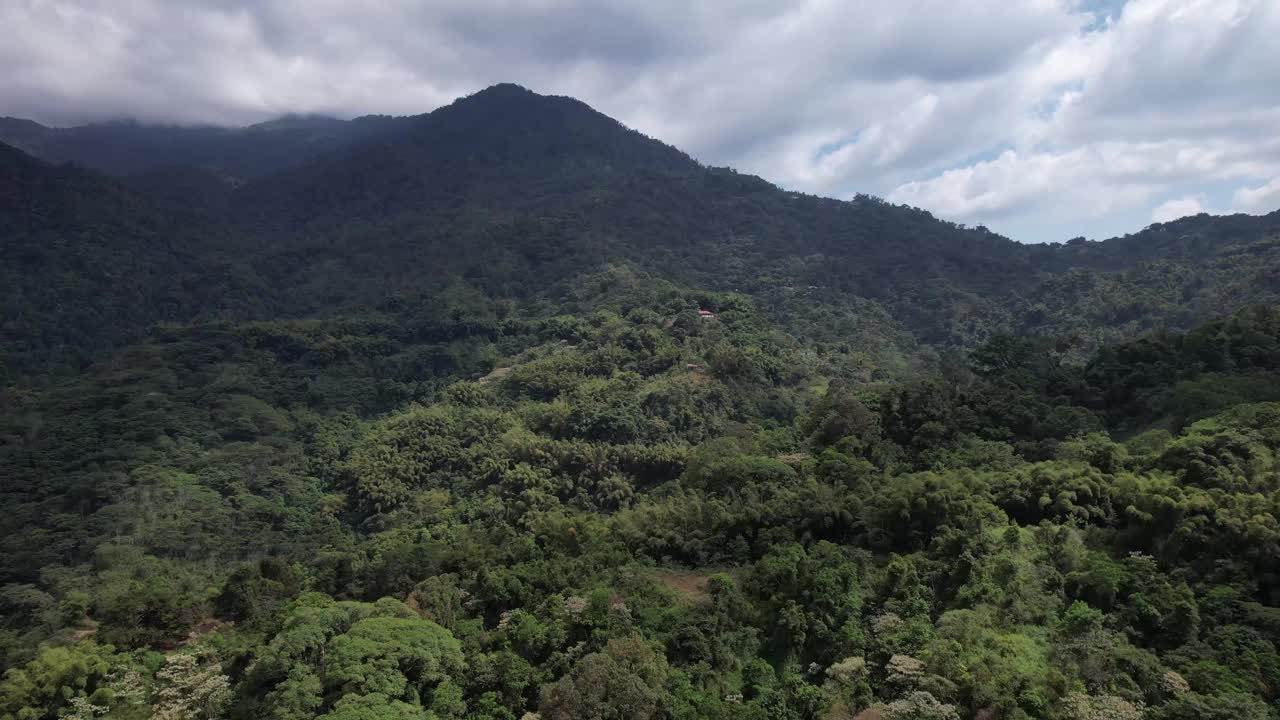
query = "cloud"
xmin=1151 ymin=195 xmax=1206 ymax=223
xmin=885 ymin=0 xmax=1280 ymax=238
xmin=1232 ymin=177 xmax=1280 ymax=213
xmin=2 ymin=0 xmax=1279 ymax=241
xmin=888 ymin=136 xmax=1280 ymax=230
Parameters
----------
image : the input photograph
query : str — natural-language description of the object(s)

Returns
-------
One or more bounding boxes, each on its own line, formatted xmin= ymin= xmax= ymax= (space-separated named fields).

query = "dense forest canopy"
xmin=2 ymin=84 xmax=1280 ymax=720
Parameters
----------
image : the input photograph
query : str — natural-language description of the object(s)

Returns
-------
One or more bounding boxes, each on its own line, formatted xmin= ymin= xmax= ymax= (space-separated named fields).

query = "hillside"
xmin=0 ymin=113 xmax=412 ymax=179
xmin=0 ymin=143 xmax=286 ymax=379
xmin=2 ymin=85 xmax=1280 ymax=720
xmin=6 ymin=85 xmax=1280 ymax=381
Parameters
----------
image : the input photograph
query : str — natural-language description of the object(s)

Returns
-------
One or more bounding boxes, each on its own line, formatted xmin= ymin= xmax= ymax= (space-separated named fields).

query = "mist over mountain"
xmin=2 ymin=84 xmax=1280 ymax=720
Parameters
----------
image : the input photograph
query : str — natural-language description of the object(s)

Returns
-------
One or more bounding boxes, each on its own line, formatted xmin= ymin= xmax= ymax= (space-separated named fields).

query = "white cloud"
xmin=887 ymin=137 xmax=1280 ymax=232
xmin=2 ymin=0 xmax=1279 ymax=241
xmin=1232 ymin=177 xmax=1280 ymax=214
xmin=1151 ymin=195 xmax=1206 ymax=223
xmin=884 ymin=0 xmax=1280 ymax=238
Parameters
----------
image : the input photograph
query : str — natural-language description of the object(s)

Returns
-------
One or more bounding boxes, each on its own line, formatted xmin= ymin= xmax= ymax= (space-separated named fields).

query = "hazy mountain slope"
xmin=0 ymin=113 xmax=412 ymax=178
xmin=0 ymin=142 xmax=273 ymax=377
xmin=4 ymin=84 xmax=1280 ymax=382
xmin=224 ymin=85 xmax=1280 ymax=352
xmin=217 ymin=87 xmax=1036 ymax=343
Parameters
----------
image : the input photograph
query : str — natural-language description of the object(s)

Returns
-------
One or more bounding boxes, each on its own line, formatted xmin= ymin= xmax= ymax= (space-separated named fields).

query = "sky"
xmin=3 ymin=0 xmax=1280 ymax=243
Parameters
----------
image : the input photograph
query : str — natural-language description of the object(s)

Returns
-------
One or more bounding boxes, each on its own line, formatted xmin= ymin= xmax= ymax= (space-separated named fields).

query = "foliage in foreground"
xmin=3 ymin=271 xmax=1280 ymax=719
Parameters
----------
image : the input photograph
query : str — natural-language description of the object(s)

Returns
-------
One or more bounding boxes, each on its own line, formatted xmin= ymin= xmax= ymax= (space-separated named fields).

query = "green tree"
xmin=152 ymin=652 xmax=232 ymax=720
xmin=539 ymin=636 xmax=670 ymax=720
xmin=0 ymin=643 xmax=113 ymax=720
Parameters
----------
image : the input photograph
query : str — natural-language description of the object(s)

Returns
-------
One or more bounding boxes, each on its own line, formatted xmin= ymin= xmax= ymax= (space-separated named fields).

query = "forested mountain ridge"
xmin=0 ymin=113 xmax=413 ymax=179
xmin=0 ymin=142 xmax=279 ymax=379
xmin=5 ymin=85 xmax=1280 ymax=380
xmin=2 ymin=84 xmax=1280 ymax=720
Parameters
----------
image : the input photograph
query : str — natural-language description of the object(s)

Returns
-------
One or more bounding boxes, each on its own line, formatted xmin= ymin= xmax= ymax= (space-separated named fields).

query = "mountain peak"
xmin=440 ymin=82 xmax=591 ymax=119
xmin=401 ymin=82 xmax=695 ymax=172
xmin=469 ymin=82 xmax=538 ymax=99
xmin=236 ymin=81 xmax=699 ymax=223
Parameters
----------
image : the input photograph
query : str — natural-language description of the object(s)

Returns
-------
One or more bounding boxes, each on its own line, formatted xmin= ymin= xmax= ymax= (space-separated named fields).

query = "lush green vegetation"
xmin=5 ymin=85 xmax=1280 ymax=383
xmin=3 ymin=85 xmax=1280 ymax=719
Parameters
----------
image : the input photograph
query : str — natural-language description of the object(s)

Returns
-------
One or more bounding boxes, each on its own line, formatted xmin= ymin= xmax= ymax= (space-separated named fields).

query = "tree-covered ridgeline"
xmin=4 ymin=85 xmax=1280 ymax=383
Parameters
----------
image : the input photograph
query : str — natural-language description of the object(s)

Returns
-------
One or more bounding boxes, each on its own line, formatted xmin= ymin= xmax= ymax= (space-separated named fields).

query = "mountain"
xmin=227 ymin=85 xmax=1280 ymax=353
xmin=0 ymin=112 xmax=413 ymax=179
xmin=0 ymin=142 xmax=287 ymax=379
xmin=2 ymin=84 xmax=1280 ymax=720
xmin=9 ymin=84 xmax=1280 ymax=380
xmin=241 ymin=84 xmax=696 ymax=220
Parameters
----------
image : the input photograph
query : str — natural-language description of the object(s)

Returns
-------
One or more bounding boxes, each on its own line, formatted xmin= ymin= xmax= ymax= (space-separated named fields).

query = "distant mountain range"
xmin=3 ymin=83 xmax=1279 ymax=380
xmin=0 ymin=111 xmax=412 ymax=178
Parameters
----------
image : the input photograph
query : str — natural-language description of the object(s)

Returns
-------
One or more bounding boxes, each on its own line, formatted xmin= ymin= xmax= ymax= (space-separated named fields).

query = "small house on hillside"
xmin=697 ymin=309 xmax=716 ymax=319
